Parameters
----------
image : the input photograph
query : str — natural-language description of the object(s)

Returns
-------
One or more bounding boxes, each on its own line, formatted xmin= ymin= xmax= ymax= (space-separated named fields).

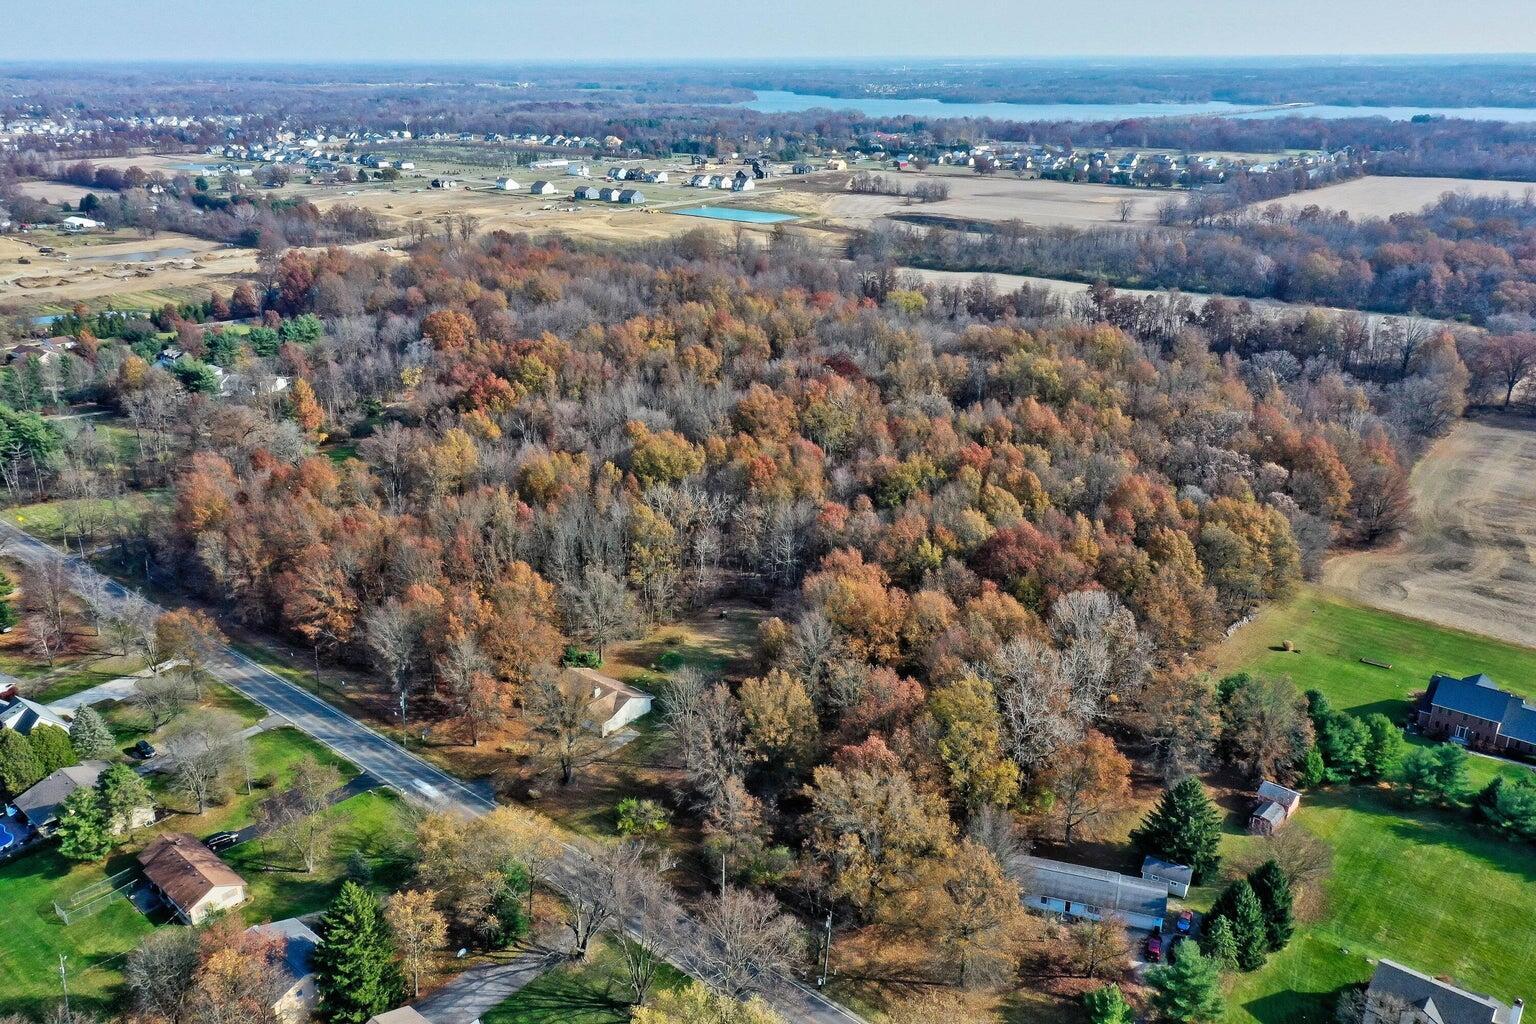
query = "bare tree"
xmin=697 ymin=886 xmax=802 ymax=996
xmin=1116 ymin=197 xmax=1136 ymax=223
xmin=164 ymin=709 xmax=246 ymax=814
xmin=133 ymin=671 xmax=196 ymax=730
xmin=365 ymin=599 xmax=421 ymax=735
xmin=124 ymin=927 xmax=200 ymax=1022
xmin=522 ymin=665 xmax=606 ymax=786
xmin=258 ymin=754 xmax=341 ymax=872
xmin=562 ymin=565 xmax=639 ymax=659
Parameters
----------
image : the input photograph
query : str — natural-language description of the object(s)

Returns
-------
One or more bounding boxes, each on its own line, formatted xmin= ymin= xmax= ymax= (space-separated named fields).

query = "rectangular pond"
xmin=670 ymin=206 xmax=799 ymax=224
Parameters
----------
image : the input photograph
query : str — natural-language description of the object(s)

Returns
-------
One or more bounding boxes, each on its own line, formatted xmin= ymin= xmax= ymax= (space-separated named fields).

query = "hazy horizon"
xmin=6 ymin=0 xmax=1536 ymax=62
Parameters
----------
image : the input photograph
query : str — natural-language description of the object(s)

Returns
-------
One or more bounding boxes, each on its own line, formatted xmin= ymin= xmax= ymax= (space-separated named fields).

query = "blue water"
xmin=737 ymin=90 xmax=1536 ymax=124
xmin=0 ymin=819 xmax=18 ymax=850
xmin=672 ymin=206 xmax=799 ymax=224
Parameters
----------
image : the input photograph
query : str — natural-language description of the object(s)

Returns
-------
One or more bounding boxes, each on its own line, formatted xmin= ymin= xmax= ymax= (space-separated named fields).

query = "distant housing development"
xmin=1419 ymin=673 xmax=1536 ymax=757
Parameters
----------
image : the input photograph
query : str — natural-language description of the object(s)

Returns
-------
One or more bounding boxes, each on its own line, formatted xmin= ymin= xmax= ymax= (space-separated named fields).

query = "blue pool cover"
xmin=670 ymin=206 xmax=799 ymax=224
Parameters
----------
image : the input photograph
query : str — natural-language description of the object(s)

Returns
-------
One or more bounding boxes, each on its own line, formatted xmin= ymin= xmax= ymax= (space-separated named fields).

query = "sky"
xmin=3 ymin=0 xmax=1535 ymax=61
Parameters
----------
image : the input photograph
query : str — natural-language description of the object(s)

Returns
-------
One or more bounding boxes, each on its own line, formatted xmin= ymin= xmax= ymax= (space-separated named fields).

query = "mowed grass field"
xmin=480 ymin=936 xmax=689 ymax=1024
xmin=1210 ymin=587 xmax=1536 ymax=718
xmin=1212 ymin=586 xmax=1536 ymax=1023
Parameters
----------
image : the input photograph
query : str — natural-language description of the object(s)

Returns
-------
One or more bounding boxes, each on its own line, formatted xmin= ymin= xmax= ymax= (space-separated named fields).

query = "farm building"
xmin=1418 ymin=672 xmax=1536 ymax=757
xmin=1019 ymin=855 xmax=1168 ymax=932
xmin=1364 ymin=958 xmax=1524 ymax=1024
xmin=1249 ymin=780 xmax=1303 ymax=835
xmin=1140 ymin=856 xmax=1193 ymax=897
xmin=529 ymin=180 xmax=558 ymax=195
xmin=825 ymin=158 xmax=847 ymax=171
xmin=61 ymin=215 xmax=102 ymax=231
xmin=247 ymin=919 xmax=320 ymax=1024
xmin=495 ymin=177 xmax=521 ymax=190
xmin=618 ymin=189 xmax=645 ymax=204
xmin=0 ymin=696 xmax=71 ymax=736
xmin=138 ymin=832 xmax=247 ymax=924
xmin=565 ymin=667 xmax=653 ymax=737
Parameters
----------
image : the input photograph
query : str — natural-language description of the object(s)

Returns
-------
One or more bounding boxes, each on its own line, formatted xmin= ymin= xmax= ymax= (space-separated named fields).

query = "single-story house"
xmin=574 ymin=185 xmax=602 ymax=201
xmin=566 ymin=164 xmax=591 ymax=178
xmin=1019 ymin=855 xmax=1168 ymax=932
xmin=61 ymin=215 xmax=102 ymax=231
xmin=15 ymin=761 xmax=152 ymax=836
xmin=1250 ymin=780 xmax=1302 ymax=835
xmin=367 ymin=1008 xmax=432 ymax=1024
xmin=0 ymin=696 xmax=72 ymax=736
xmin=1418 ymin=673 xmax=1536 ymax=757
xmin=566 ymin=667 xmax=653 ymax=737
xmin=1364 ymin=958 xmax=1524 ymax=1024
xmin=643 ymin=170 xmax=668 ymax=183
xmin=529 ymin=181 xmax=558 ymax=195
xmin=598 ymin=186 xmax=621 ymax=202
xmin=733 ymin=176 xmax=756 ymax=192
xmin=617 ymin=189 xmax=645 ymax=205
xmin=248 ymin=918 xmax=320 ymax=1023
xmin=495 ymin=177 xmax=521 ymax=191
xmin=138 ymin=832 xmax=247 ymax=924
xmin=1140 ymin=855 xmax=1193 ymax=898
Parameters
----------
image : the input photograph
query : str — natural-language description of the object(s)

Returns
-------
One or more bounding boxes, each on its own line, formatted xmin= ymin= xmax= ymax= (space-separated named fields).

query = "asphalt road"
xmin=0 ymin=521 xmax=865 ymax=1024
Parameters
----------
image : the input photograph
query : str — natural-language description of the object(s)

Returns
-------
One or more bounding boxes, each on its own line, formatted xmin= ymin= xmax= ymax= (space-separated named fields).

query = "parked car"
xmin=204 ymin=831 xmax=239 ymax=852
xmin=133 ymin=739 xmax=157 ymax=760
xmin=1176 ymin=909 xmax=1195 ymax=934
xmin=1145 ymin=933 xmax=1163 ymax=962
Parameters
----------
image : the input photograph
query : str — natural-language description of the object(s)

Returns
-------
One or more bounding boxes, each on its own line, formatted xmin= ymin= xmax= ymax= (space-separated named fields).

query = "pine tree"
xmin=1207 ymin=879 xmax=1267 ymax=971
xmin=98 ymin=763 xmax=153 ymax=836
xmin=56 ymin=786 xmax=113 ymax=861
xmin=1084 ymin=984 xmax=1135 ymax=1024
xmin=70 ymin=706 xmax=115 ymax=760
xmin=1246 ymin=859 xmax=1294 ymax=952
xmin=1130 ymin=776 xmax=1222 ymax=883
xmin=1199 ymin=915 xmax=1239 ymax=969
xmin=29 ymin=723 xmax=77 ymax=775
xmin=1148 ymin=944 xmax=1225 ymax=1023
xmin=313 ymin=881 xmax=404 ymax=1024
xmin=1300 ymin=745 xmax=1326 ymax=788
xmin=0 ymin=729 xmax=42 ymax=798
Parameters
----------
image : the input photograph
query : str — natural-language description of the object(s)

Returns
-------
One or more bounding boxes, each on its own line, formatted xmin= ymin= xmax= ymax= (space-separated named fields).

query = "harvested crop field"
xmin=1252 ymin=174 xmax=1536 ymax=218
xmin=813 ymin=174 xmax=1162 ymax=227
xmin=1322 ymin=414 xmax=1536 ymax=649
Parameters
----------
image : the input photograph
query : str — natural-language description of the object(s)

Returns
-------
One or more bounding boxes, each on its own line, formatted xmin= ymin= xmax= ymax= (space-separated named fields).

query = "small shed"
xmin=1250 ymin=780 xmax=1303 ymax=835
xmin=1141 ymin=855 xmax=1194 ymax=897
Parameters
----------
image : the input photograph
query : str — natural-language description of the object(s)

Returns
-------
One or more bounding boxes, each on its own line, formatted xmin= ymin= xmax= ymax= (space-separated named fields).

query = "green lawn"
xmin=2 ymin=490 xmax=169 ymax=548
xmin=1213 ymin=588 xmax=1536 ymax=719
xmin=0 ymin=727 xmax=358 ymax=1017
xmin=1224 ymin=788 xmax=1536 ymax=1024
xmin=480 ymin=936 xmax=689 ymax=1024
xmin=228 ymin=789 xmax=415 ymax=922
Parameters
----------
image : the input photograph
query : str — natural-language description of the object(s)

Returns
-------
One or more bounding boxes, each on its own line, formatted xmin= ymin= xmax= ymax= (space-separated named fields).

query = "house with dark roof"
xmin=247 ymin=918 xmax=320 ymax=1023
xmin=1250 ymin=780 xmax=1302 ymax=835
xmin=138 ymin=832 xmax=247 ymax=924
xmin=1018 ymin=855 xmax=1168 ymax=932
xmin=0 ymin=696 xmax=72 ymax=736
xmin=1140 ymin=855 xmax=1194 ymax=897
xmin=1419 ymin=673 xmax=1536 ymax=757
xmin=1365 ymin=958 xmax=1524 ymax=1024
xmin=13 ymin=761 xmax=151 ymax=836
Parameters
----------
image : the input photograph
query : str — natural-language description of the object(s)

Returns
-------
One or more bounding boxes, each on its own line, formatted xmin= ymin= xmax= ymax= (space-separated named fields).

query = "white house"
xmin=1140 ymin=855 xmax=1194 ymax=898
xmin=61 ymin=215 xmax=102 ymax=231
xmin=567 ymin=164 xmax=592 ymax=178
xmin=568 ymin=667 xmax=653 ymax=737
xmin=495 ymin=177 xmax=521 ymax=190
xmin=1019 ymin=855 xmax=1169 ymax=933
xmin=247 ymin=919 xmax=320 ymax=1024
xmin=529 ymin=180 xmax=558 ymax=195
xmin=138 ymin=832 xmax=247 ymax=924
xmin=0 ymin=696 xmax=72 ymax=736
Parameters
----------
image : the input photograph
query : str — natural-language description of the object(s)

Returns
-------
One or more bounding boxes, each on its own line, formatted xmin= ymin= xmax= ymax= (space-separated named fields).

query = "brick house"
xmin=1418 ymin=674 xmax=1536 ymax=757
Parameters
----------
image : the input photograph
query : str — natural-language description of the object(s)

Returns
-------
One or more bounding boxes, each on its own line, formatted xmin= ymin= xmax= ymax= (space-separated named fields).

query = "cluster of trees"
xmin=848 ymin=171 xmax=950 ymax=203
xmin=854 ymin=190 xmax=1536 ymax=325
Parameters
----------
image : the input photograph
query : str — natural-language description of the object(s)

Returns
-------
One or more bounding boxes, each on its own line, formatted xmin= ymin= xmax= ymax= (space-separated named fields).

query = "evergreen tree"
xmin=30 ymin=724 xmax=77 ymax=775
xmin=313 ymin=881 xmax=404 ymax=1024
xmin=1199 ymin=915 xmax=1239 ymax=969
xmin=1246 ymin=859 xmax=1294 ymax=952
xmin=0 ymin=729 xmax=42 ymax=797
xmin=1148 ymin=944 xmax=1225 ymax=1024
xmin=1362 ymin=714 xmax=1405 ymax=780
xmin=1300 ymin=745 xmax=1326 ymax=788
xmin=56 ymin=786 xmax=113 ymax=861
xmin=70 ymin=706 xmax=115 ymax=760
xmin=0 ymin=599 xmax=17 ymax=633
xmin=1083 ymin=984 xmax=1135 ymax=1024
xmin=98 ymin=763 xmax=153 ymax=835
xmin=1207 ymin=879 xmax=1267 ymax=971
xmin=1401 ymin=744 xmax=1468 ymax=804
xmin=1130 ymin=776 xmax=1222 ymax=883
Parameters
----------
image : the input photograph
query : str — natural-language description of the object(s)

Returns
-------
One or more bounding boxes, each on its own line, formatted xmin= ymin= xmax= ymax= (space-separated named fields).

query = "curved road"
xmin=0 ymin=521 xmax=863 ymax=1024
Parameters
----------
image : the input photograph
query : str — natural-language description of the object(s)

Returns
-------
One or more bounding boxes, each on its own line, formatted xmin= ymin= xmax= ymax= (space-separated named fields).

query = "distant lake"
xmin=736 ymin=90 xmax=1536 ymax=123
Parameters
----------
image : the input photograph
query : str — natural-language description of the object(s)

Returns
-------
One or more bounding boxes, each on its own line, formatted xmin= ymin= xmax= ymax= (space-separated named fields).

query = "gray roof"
xmin=1369 ymin=959 xmax=1518 ymax=1024
xmin=15 ymin=761 xmax=108 ymax=827
xmin=1141 ymin=856 xmax=1194 ymax=885
xmin=0 ymin=697 xmax=72 ymax=736
xmin=1253 ymin=801 xmax=1287 ymax=825
xmin=1257 ymin=780 xmax=1302 ymax=809
xmin=247 ymin=918 xmax=319 ymax=983
xmin=1020 ymin=856 xmax=1169 ymax=920
xmin=1428 ymin=674 xmax=1536 ymax=745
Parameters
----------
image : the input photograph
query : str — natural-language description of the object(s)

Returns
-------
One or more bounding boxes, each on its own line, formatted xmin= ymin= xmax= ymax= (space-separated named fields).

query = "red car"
xmin=1145 ymin=933 xmax=1164 ymax=962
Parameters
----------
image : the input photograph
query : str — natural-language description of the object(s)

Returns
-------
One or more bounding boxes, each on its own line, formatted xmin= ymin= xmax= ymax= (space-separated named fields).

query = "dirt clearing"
xmin=809 ymin=173 xmax=1161 ymax=228
xmin=1252 ymin=175 xmax=1536 ymax=218
xmin=1322 ymin=414 xmax=1536 ymax=649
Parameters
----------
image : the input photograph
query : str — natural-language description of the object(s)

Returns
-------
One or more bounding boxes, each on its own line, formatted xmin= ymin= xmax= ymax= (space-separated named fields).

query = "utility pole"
xmin=58 ymin=954 xmax=70 ymax=1023
xmin=817 ymin=912 xmax=832 ymax=988
xmin=399 ymin=689 xmax=407 ymax=746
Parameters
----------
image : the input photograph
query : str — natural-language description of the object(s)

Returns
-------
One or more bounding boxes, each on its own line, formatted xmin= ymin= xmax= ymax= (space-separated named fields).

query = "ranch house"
xmin=1418 ymin=673 xmax=1536 ymax=757
xmin=1019 ymin=855 xmax=1168 ymax=933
